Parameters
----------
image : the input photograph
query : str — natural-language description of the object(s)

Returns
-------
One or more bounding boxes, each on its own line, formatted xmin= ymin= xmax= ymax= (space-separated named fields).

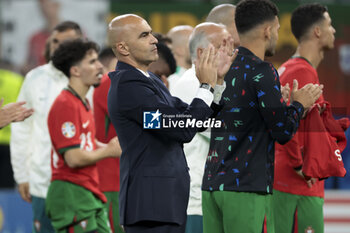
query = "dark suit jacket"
xmin=107 ymin=61 xmax=216 ymax=226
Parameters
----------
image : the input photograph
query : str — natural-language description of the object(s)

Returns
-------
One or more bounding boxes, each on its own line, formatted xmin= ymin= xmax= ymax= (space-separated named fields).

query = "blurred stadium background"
xmin=0 ymin=0 xmax=350 ymax=232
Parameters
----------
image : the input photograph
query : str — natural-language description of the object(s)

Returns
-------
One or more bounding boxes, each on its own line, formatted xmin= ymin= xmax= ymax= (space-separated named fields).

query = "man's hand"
xmin=295 ymin=169 xmax=317 ymax=188
xmin=216 ymin=38 xmax=238 ymax=84
xmin=290 ymin=79 xmax=323 ymax=110
xmin=106 ymin=136 xmax=122 ymax=157
xmin=195 ymin=44 xmax=217 ymax=88
xmin=18 ymin=182 xmax=31 ymax=203
xmin=281 ymin=83 xmax=290 ymax=103
xmin=0 ymin=99 xmax=34 ymax=128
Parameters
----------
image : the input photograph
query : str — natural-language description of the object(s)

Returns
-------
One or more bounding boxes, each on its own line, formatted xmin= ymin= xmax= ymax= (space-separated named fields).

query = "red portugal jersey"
xmin=93 ymin=74 xmax=120 ymax=192
xmin=48 ymin=88 xmax=106 ymax=202
xmin=274 ymin=57 xmax=325 ymax=197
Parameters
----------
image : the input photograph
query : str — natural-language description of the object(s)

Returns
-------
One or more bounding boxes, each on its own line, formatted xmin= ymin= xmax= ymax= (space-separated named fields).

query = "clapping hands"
xmin=195 ymin=38 xmax=238 ymax=88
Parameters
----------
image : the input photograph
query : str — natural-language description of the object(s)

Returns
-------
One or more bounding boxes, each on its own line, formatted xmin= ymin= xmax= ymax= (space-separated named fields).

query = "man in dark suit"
xmin=107 ymin=14 xmax=236 ymax=233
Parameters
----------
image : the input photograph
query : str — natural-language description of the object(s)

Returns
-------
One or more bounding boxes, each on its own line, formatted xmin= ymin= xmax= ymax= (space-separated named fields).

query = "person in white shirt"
xmin=166 ymin=25 xmax=193 ymax=93
xmin=171 ymin=22 xmax=235 ymax=233
xmin=10 ymin=21 xmax=83 ymax=233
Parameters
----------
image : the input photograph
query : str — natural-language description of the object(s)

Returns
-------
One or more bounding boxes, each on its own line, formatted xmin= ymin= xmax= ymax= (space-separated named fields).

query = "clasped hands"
xmin=195 ymin=39 xmax=238 ymax=88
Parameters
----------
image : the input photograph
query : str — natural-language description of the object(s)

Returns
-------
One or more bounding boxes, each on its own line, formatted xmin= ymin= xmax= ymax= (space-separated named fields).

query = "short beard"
xmin=265 ymin=49 xmax=275 ymax=57
xmin=323 ymin=43 xmax=334 ymax=51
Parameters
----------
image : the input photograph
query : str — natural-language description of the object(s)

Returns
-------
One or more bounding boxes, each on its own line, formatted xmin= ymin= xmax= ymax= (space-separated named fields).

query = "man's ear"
xmin=116 ymin=42 xmax=129 ymax=56
xmin=313 ymin=26 xmax=321 ymax=38
xmin=264 ymin=24 xmax=272 ymax=40
xmin=196 ymin=47 xmax=203 ymax=60
xmin=70 ymin=66 xmax=80 ymax=77
xmin=175 ymin=46 xmax=184 ymax=57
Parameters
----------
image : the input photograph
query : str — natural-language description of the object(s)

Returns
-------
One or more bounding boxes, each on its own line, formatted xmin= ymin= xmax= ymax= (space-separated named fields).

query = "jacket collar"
xmin=109 ymin=61 xmax=152 ymax=78
xmin=116 ymin=61 xmax=147 ymax=73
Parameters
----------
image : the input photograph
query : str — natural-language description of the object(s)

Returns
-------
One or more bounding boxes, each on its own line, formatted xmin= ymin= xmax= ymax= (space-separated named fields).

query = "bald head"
xmin=189 ymin=22 xmax=231 ymax=62
xmin=167 ymin=25 xmax=193 ymax=48
xmin=108 ymin=14 xmax=144 ymax=54
xmin=166 ymin=25 xmax=193 ymax=69
xmin=206 ymin=4 xmax=240 ymax=47
xmin=107 ymin=14 xmax=158 ymax=70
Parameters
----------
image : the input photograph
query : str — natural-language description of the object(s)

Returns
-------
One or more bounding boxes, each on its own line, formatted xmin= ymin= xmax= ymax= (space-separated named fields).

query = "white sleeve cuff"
xmin=15 ymin=176 xmax=29 ymax=184
xmin=213 ymin=81 xmax=226 ymax=104
xmin=196 ymin=88 xmax=214 ymax=107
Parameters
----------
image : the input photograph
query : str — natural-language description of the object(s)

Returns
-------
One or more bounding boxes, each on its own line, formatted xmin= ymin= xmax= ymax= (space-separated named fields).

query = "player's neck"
xmin=294 ymin=41 xmax=324 ymax=69
xmin=240 ymin=38 xmax=266 ymax=61
xmin=68 ymin=80 xmax=89 ymax=100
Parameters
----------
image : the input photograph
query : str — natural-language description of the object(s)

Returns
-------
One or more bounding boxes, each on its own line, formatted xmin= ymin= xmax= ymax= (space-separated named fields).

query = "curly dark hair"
xmin=235 ymin=0 xmax=278 ymax=34
xmin=51 ymin=39 xmax=99 ymax=78
xmin=291 ymin=3 xmax=328 ymax=42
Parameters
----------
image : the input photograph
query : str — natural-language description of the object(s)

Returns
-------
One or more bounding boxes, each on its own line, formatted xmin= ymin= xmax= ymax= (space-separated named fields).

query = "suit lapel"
xmin=148 ymin=74 xmax=171 ymax=105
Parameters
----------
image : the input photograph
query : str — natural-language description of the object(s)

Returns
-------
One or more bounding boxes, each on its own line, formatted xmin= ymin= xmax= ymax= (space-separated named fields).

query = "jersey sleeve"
xmin=48 ymin=99 xmax=81 ymax=154
xmin=252 ymin=62 xmax=304 ymax=145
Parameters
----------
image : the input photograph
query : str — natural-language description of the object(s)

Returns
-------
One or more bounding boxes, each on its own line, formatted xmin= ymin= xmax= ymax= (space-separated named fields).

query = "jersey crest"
xmin=61 ymin=122 xmax=76 ymax=138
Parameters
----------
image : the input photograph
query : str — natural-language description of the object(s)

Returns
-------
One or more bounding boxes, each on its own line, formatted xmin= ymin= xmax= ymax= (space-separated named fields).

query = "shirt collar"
xmin=64 ymin=85 xmax=90 ymax=111
xmin=291 ymin=55 xmax=313 ymax=67
xmin=237 ymin=46 xmax=262 ymax=62
xmin=136 ymin=68 xmax=150 ymax=77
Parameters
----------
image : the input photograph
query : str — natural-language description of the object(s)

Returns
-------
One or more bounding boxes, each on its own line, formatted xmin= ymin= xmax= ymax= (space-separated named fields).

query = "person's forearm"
xmin=64 ymin=147 xmax=112 ymax=168
xmin=0 ymin=110 xmax=12 ymax=128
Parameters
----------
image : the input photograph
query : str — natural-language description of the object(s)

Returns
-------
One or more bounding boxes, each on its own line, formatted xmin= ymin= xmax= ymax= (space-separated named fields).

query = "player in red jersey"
xmin=93 ymin=47 xmax=123 ymax=233
xmin=273 ymin=4 xmax=336 ymax=233
xmin=46 ymin=39 xmax=121 ymax=233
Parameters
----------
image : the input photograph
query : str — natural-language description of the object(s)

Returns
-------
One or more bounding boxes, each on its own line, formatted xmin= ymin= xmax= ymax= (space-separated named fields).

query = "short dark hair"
xmin=235 ymin=0 xmax=278 ymax=34
xmin=291 ymin=3 xmax=328 ymax=41
xmin=53 ymin=21 xmax=82 ymax=36
xmin=157 ymin=42 xmax=176 ymax=75
xmin=99 ymin=47 xmax=115 ymax=61
xmin=98 ymin=47 xmax=115 ymax=67
xmin=52 ymin=39 xmax=99 ymax=78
